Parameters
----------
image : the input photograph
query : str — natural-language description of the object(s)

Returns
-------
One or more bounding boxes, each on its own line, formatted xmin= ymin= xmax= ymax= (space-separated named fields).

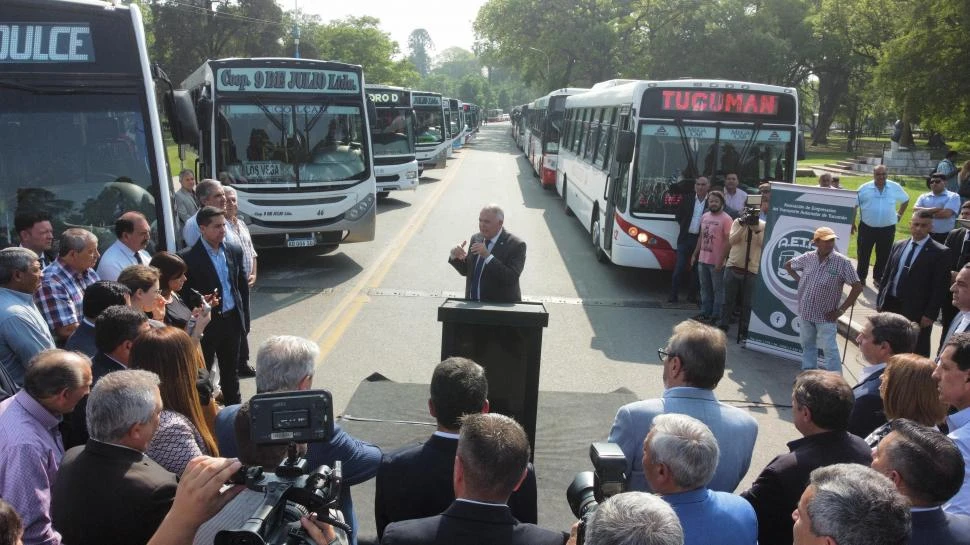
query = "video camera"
xmin=738 ymin=194 xmax=762 ymax=227
xmin=215 ymin=390 xmax=351 ymax=545
xmin=566 ymin=443 xmax=627 ymax=545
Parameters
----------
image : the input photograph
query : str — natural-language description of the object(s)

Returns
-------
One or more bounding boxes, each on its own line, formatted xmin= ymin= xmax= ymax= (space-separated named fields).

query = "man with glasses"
xmin=915 ymin=172 xmax=961 ymax=244
xmin=942 ymin=202 xmax=970 ymax=341
xmin=855 ymin=165 xmax=910 ymax=287
xmin=608 ymin=320 xmax=758 ymax=494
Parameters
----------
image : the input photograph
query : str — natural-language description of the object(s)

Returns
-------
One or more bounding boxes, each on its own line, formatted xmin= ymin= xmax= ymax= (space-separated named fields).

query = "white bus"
xmin=181 ymin=57 xmax=376 ymax=251
xmin=558 ymin=79 xmax=799 ymax=268
xmin=412 ymin=90 xmax=449 ymax=172
xmin=366 ymin=84 xmax=419 ymax=199
xmin=525 ymin=88 xmax=588 ymax=188
xmin=448 ymin=98 xmax=465 ymax=151
xmin=0 ymin=0 xmax=196 ymax=252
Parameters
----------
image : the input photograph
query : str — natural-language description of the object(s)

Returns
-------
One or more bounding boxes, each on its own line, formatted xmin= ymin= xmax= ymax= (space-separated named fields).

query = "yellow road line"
xmin=311 ymin=152 xmax=465 ymax=360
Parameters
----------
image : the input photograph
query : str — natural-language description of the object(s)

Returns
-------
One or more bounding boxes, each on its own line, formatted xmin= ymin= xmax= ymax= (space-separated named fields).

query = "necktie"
xmin=469 ymin=239 xmax=492 ymax=301
xmin=134 ymin=251 xmax=143 ymax=265
xmin=962 ymin=236 xmax=970 ymax=257
xmin=892 ymin=241 xmax=918 ymax=296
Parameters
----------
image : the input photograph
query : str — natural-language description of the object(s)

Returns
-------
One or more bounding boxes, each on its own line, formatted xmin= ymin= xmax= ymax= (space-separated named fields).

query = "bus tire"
xmin=563 ymin=179 xmax=574 ymax=216
xmin=591 ymin=215 xmax=608 ymax=263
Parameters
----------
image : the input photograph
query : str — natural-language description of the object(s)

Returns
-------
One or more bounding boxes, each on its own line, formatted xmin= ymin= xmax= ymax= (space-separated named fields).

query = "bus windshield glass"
xmin=216 ymin=102 xmax=368 ymax=187
xmin=415 ymin=109 xmax=445 ymax=144
xmin=0 ymin=89 xmax=155 ymax=249
xmin=371 ymin=108 xmax=415 ymax=156
xmin=630 ymin=122 xmax=794 ymax=215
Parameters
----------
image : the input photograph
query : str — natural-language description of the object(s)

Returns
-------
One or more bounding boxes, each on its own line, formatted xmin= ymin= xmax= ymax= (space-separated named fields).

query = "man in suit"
xmin=792 ymin=464 xmax=910 ymax=545
xmin=51 ymin=369 xmax=174 ymax=545
xmin=877 ymin=210 xmax=952 ymax=356
xmin=669 ymin=177 xmax=710 ymax=303
xmin=943 ymin=205 xmax=970 ymax=344
xmin=644 ymin=414 xmax=757 ymax=545
xmin=608 ymin=320 xmax=758 ymax=493
xmin=847 ymin=312 xmax=918 ymax=439
xmin=65 ymin=281 xmax=131 ymax=358
xmin=741 ymin=371 xmax=872 ymax=545
xmin=14 ymin=211 xmax=55 ymax=269
xmin=381 ymin=413 xmax=566 ymax=545
xmin=871 ymin=419 xmax=970 ymax=545
xmin=448 ymin=204 xmax=526 ymax=303
xmin=375 ymin=357 xmax=537 ymax=539
xmin=944 ymin=264 xmax=970 ymax=352
xmin=179 ymin=206 xmax=249 ymax=405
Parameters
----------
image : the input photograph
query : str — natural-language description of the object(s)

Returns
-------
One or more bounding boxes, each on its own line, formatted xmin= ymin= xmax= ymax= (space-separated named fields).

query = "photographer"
xmin=716 ymin=208 xmax=764 ymax=333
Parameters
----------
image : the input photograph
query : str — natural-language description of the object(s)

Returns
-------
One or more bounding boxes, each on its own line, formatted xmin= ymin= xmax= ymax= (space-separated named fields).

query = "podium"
xmin=437 ymin=298 xmax=549 ymax=454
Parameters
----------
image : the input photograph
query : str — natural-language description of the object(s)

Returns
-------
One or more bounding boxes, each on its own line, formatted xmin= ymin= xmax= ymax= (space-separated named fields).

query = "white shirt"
xmin=724 ymin=187 xmax=748 ymax=213
xmin=859 ymin=362 xmax=886 ymax=382
xmin=95 ymin=239 xmax=151 ymax=281
xmin=689 ymin=196 xmax=705 ymax=234
xmin=944 ymin=407 xmax=970 ymax=515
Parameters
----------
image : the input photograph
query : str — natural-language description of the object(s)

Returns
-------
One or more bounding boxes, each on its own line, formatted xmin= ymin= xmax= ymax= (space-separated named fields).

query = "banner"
xmin=746 ymin=183 xmax=858 ymax=361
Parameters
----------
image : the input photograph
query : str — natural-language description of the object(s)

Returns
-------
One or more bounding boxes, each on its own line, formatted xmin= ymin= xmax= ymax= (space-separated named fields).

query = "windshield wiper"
xmin=0 ymin=79 xmax=131 ymax=96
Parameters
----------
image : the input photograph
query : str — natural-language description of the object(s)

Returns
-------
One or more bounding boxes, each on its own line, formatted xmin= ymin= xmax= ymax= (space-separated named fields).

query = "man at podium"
xmin=448 ymin=204 xmax=526 ymax=303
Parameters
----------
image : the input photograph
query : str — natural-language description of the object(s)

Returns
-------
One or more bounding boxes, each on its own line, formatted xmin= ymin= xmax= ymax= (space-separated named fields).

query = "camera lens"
xmin=567 ymin=471 xmax=599 ymax=519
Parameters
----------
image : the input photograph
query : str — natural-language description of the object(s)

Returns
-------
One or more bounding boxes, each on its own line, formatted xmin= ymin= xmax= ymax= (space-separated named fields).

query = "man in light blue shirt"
xmin=0 ymin=248 xmax=55 ymax=388
xmin=915 ymin=172 xmax=961 ymax=243
xmin=934 ymin=332 xmax=970 ymax=516
xmin=855 ymin=165 xmax=910 ymax=286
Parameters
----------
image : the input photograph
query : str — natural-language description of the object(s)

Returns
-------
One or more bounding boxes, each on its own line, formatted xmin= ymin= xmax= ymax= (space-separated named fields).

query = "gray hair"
xmin=586 ymin=492 xmax=684 ymax=545
xmin=195 ymin=179 xmax=223 ymax=202
xmin=58 ymin=228 xmax=96 ymax=258
xmin=223 ymin=186 xmax=237 ymax=197
xmin=24 ymin=350 xmax=90 ymax=399
xmin=255 ymin=335 xmax=318 ymax=393
xmin=807 ymin=464 xmax=911 ymax=545
xmin=178 ymin=169 xmax=194 ymax=181
xmin=0 ymin=247 xmax=38 ymax=284
xmin=646 ymin=413 xmax=719 ymax=490
xmin=665 ymin=320 xmax=726 ymax=389
xmin=87 ymin=369 xmax=161 ymax=443
xmin=481 ymin=204 xmax=504 ymax=221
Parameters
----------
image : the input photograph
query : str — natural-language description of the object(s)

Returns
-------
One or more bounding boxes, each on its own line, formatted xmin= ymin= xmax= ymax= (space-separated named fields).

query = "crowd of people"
xmin=3 ymin=167 xmax=970 ymax=545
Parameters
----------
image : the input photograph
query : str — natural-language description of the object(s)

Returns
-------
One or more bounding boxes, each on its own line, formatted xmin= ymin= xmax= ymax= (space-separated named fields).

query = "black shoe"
xmin=238 ymin=364 xmax=257 ymax=378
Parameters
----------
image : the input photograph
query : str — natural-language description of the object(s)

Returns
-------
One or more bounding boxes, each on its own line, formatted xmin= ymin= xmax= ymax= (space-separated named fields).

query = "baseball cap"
xmin=813 ymin=227 xmax=838 ymax=242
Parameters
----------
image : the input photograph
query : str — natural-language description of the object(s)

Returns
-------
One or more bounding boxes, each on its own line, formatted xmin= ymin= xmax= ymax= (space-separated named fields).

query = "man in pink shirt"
xmin=691 ymin=191 xmax=734 ymax=323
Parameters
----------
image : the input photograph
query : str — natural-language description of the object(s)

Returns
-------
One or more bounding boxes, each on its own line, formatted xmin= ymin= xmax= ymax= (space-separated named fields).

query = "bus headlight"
xmin=406 ymin=170 xmax=418 ymax=180
xmin=345 ymin=193 xmax=375 ymax=221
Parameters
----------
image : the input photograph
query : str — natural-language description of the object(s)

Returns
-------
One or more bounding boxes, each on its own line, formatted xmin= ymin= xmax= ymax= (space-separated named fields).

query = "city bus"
xmin=558 ymin=79 xmax=799 ymax=268
xmin=448 ymin=98 xmax=465 ymax=151
xmin=366 ymin=84 xmax=418 ymax=198
xmin=487 ymin=108 xmax=504 ymax=123
xmin=0 ymin=0 xmax=194 ymax=252
xmin=463 ymin=103 xmax=481 ymax=143
xmin=511 ymin=105 xmax=529 ymax=149
xmin=412 ymin=90 xmax=449 ymax=172
xmin=181 ymin=57 xmax=376 ymax=251
xmin=526 ymin=88 xmax=588 ymax=188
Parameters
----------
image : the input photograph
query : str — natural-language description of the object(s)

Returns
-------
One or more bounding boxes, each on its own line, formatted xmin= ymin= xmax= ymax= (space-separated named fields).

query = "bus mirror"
xmin=165 ymin=89 xmax=199 ymax=148
xmin=797 ymin=132 xmax=806 ymax=160
xmin=615 ymin=130 xmax=635 ymax=164
xmin=367 ymin=97 xmax=379 ymax=130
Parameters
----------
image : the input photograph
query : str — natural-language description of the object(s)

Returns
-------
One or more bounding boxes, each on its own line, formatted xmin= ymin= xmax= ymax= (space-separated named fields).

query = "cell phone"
xmin=190 ymin=288 xmax=212 ymax=315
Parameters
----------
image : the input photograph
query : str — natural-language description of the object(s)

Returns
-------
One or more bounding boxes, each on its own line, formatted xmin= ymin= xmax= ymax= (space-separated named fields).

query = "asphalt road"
xmin=240 ymin=123 xmax=872 ymax=540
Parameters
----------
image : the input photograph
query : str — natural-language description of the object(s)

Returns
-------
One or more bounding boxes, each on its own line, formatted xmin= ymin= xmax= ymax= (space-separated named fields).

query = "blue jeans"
xmin=799 ymin=319 xmax=842 ymax=374
xmin=670 ymin=234 xmax=698 ymax=299
xmin=697 ymin=262 xmax=723 ymax=317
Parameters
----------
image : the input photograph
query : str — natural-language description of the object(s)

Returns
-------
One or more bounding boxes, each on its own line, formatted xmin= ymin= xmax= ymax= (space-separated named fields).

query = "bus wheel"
xmin=563 ymin=179 xmax=574 ymax=216
xmin=591 ymin=217 xmax=608 ymax=263
xmin=377 ymin=191 xmax=390 ymax=200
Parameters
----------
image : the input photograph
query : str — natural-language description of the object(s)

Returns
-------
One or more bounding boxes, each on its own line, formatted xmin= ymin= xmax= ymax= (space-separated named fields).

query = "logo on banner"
xmin=762 ymin=227 xmax=816 ymax=298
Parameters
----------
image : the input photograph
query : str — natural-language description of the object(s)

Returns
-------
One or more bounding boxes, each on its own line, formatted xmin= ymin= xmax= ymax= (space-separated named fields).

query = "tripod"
xmin=735 ymin=220 xmax=758 ymax=344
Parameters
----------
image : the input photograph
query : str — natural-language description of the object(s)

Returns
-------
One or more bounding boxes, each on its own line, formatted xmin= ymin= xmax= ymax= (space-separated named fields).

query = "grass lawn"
xmin=165 ymin=140 xmax=197 ymax=180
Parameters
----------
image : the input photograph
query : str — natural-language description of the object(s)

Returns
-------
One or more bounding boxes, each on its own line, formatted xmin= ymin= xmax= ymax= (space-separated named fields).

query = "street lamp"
xmin=528 ymin=47 xmax=550 ymax=85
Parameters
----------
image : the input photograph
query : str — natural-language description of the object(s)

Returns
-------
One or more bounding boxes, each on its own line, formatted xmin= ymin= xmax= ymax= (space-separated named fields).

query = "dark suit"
xmin=60 ymin=352 xmax=126 ymax=450
xmin=847 ymin=367 xmax=886 ymax=439
xmin=942 ymin=227 xmax=970 ymax=348
xmin=375 ymin=434 xmax=538 ymax=539
xmin=381 ymin=500 xmax=566 ymax=545
xmin=741 ymin=430 xmax=872 ymax=545
xmin=50 ymin=439 xmax=177 ymax=545
xmin=670 ymin=190 xmax=708 ymax=299
xmin=911 ymin=507 xmax=970 ymax=545
xmin=64 ymin=320 xmax=96 ymax=358
xmin=179 ymin=237 xmax=249 ymax=405
xmin=877 ymin=237 xmax=951 ymax=356
xmin=448 ymin=230 xmax=526 ymax=303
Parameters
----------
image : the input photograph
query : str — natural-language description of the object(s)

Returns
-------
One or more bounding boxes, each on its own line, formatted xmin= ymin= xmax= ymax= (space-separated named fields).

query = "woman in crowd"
xmin=150 ymin=251 xmax=212 ymax=339
xmin=130 ymin=326 xmax=219 ymax=476
xmin=865 ymin=353 xmax=948 ymax=447
xmin=117 ymin=264 xmax=166 ymax=324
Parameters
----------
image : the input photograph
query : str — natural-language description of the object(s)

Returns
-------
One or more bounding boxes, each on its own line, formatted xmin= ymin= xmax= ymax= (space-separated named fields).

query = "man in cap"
xmin=784 ymin=227 xmax=863 ymax=374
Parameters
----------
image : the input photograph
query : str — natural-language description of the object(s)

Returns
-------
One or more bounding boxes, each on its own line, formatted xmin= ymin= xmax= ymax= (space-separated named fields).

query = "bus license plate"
xmin=245 ymin=161 xmax=283 ymax=178
xmin=286 ymin=235 xmax=315 ymax=248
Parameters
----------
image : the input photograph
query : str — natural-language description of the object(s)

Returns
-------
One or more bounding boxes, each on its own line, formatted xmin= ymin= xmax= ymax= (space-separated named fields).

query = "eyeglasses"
xmin=658 ymin=347 xmax=674 ymax=362
xmin=931 ymin=178 xmax=946 ymax=184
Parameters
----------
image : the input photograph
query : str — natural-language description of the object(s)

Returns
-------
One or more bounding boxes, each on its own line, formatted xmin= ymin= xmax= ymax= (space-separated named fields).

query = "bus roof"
xmin=564 ymin=79 xmax=797 ymax=109
xmin=532 ymin=87 xmax=589 ymax=109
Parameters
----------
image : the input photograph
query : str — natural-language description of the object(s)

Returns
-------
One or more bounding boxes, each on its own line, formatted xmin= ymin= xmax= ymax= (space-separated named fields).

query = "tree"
xmin=408 ymin=29 xmax=435 ymax=78
xmin=302 ymin=16 xmax=406 ymax=85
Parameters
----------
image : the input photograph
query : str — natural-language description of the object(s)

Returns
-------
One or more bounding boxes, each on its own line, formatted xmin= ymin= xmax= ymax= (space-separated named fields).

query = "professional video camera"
xmin=738 ymin=194 xmax=763 ymax=226
xmin=215 ymin=390 xmax=351 ymax=545
xmin=566 ymin=443 xmax=627 ymax=545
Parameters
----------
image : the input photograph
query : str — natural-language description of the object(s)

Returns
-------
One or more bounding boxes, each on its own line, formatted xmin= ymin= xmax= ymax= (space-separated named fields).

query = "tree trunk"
xmin=811 ymin=71 xmax=848 ymax=146
xmin=900 ymin=93 xmax=916 ymax=148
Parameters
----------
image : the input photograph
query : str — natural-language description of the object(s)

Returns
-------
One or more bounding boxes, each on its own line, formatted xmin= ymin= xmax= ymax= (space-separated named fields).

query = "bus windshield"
xmin=371 ymin=108 xmax=415 ymax=157
xmin=415 ymin=109 xmax=445 ymax=144
xmin=0 ymin=89 xmax=156 ymax=250
xmin=216 ymin=102 xmax=368 ymax=187
xmin=630 ymin=122 xmax=794 ymax=215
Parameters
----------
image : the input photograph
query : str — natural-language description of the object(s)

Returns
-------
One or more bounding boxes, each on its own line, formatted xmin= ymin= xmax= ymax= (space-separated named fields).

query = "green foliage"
xmin=408 ymin=29 xmax=435 ymax=78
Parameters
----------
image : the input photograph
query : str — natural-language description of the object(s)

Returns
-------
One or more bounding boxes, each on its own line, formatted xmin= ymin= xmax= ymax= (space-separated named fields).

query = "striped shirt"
xmin=34 ymin=258 xmax=99 ymax=335
xmin=789 ymin=250 xmax=859 ymax=323
xmin=226 ymin=217 xmax=257 ymax=278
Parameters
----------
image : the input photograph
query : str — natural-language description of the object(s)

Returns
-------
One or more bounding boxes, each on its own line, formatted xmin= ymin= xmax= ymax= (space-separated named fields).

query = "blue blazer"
xmin=664 ymin=488 xmax=758 ymax=545
xmin=911 ymin=507 xmax=970 ymax=545
xmin=608 ymin=387 xmax=759 ymax=493
xmin=847 ymin=367 xmax=886 ymax=439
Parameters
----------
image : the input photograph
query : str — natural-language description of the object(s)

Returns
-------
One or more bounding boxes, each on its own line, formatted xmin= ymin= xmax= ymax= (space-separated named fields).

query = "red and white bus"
xmin=557 ymin=79 xmax=799 ymax=268
xmin=525 ymin=88 xmax=587 ymax=188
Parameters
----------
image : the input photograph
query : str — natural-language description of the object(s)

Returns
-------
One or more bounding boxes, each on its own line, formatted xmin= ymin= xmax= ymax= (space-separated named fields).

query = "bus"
xmin=487 ymin=108 xmax=504 ymax=123
xmin=511 ymin=105 xmax=529 ymax=149
xmin=412 ymin=90 xmax=449 ymax=172
xmin=0 ymin=0 xmax=194 ymax=253
xmin=558 ymin=79 xmax=799 ymax=268
xmin=463 ymin=103 xmax=481 ymax=143
xmin=448 ymin=98 xmax=465 ymax=151
xmin=366 ymin=84 xmax=419 ymax=199
xmin=181 ymin=57 xmax=376 ymax=251
xmin=526 ymin=88 xmax=588 ymax=188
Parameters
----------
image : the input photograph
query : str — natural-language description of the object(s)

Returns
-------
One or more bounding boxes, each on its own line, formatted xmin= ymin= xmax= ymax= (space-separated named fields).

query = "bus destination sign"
xmin=368 ymin=91 xmax=410 ymax=107
xmin=661 ymin=90 xmax=778 ymax=116
xmin=0 ymin=23 xmax=94 ymax=63
xmin=217 ymin=68 xmax=360 ymax=94
xmin=413 ymin=95 xmax=442 ymax=107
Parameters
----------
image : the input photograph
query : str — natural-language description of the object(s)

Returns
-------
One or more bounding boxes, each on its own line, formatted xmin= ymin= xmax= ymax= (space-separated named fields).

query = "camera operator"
xmin=213 ymin=335 xmax=381 ymax=545
xmin=715 ymin=206 xmax=764 ymax=333
xmin=568 ymin=492 xmax=683 ymax=545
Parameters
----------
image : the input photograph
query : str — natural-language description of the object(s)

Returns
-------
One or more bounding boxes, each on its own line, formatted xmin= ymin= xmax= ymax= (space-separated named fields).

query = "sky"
xmin=298 ymin=0 xmax=489 ymax=57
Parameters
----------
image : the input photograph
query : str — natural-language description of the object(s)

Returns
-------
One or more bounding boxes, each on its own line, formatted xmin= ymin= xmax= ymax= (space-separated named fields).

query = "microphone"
xmin=471 ymin=233 xmax=485 ymax=246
